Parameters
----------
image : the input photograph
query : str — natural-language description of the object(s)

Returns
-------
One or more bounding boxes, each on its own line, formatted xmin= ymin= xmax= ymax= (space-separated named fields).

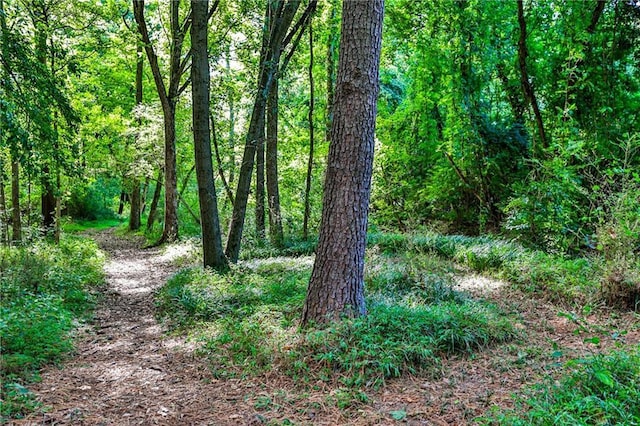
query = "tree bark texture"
xmin=191 ymin=0 xmax=227 ymax=270
xmin=302 ymin=0 xmax=384 ymax=325
xmin=266 ymin=78 xmax=284 ymax=247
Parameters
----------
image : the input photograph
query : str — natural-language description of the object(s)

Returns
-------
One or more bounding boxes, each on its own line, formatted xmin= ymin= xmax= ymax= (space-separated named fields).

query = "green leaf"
xmin=390 ymin=410 xmax=407 ymax=420
xmin=594 ymin=370 xmax=614 ymax=388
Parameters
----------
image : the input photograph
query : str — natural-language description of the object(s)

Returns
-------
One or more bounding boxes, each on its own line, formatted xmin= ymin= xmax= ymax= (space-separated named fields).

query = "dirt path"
xmin=14 ymin=230 xmax=249 ymax=425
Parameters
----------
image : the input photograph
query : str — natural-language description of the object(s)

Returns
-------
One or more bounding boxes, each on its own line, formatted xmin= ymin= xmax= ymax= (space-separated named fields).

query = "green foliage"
xmin=479 ymin=347 xmax=640 ymax=425
xmin=0 ymin=237 xmax=104 ymax=419
xmin=157 ymin=252 xmax=517 ymax=389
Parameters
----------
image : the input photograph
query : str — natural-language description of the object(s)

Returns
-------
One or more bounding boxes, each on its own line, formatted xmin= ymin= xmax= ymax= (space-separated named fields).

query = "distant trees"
xmin=302 ymin=0 xmax=384 ymax=324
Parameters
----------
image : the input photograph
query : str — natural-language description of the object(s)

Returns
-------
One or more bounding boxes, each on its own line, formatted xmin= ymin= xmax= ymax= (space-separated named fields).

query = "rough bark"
xmin=191 ymin=0 xmax=227 ymax=270
xmin=302 ymin=21 xmax=314 ymax=240
xmin=302 ymin=0 xmax=384 ymax=325
xmin=517 ymin=0 xmax=548 ymax=150
xmin=266 ymin=78 xmax=284 ymax=247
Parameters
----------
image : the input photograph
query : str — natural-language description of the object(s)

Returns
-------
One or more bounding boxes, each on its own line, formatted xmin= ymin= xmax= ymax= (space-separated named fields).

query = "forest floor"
xmin=12 ymin=229 xmax=639 ymax=425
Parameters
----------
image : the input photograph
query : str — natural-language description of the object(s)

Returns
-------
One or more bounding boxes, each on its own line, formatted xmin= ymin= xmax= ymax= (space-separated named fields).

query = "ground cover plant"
xmin=0 ymin=237 xmax=104 ymax=419
xmin=479 ymin=346 xmax=640 ymax=425
xmin=155 ymin=239 xmax=519 ymax=397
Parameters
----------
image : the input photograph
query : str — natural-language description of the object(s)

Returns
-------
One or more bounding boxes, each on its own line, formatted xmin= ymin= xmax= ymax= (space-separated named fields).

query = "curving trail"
xmin=15 ymin=230 xmax=250 ymax=426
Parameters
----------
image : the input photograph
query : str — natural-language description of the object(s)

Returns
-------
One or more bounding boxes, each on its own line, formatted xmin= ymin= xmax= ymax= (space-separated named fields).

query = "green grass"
xmin=479 ymin=346 xmax=640 ymax=425
xmin=61 ymin=217 xmax=126 ymax=233
xmin=156 ymin=252 xmax=518 ymax=390
xmin=0 ymin=237 xmax=105 ymax=420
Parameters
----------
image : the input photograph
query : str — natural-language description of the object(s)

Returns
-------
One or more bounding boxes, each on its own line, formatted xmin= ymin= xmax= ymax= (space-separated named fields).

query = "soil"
xmin=11 ymin=229 xmax=640 ymax=425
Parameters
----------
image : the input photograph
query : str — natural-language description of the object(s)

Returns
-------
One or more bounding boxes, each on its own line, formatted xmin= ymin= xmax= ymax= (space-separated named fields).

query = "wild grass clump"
xmin=479 ymin=346 xmax=640 ymax=425
xmin=0 ymin=237 xmax=104 ymax=419
xmin=160 ymin=253 xmax=518 ymax=389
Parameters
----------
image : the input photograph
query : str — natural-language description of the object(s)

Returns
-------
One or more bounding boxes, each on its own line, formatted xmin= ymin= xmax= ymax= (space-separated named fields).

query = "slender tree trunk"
xmin=129 ymin=43 xmax=144 ymax=231
xmin=256 ymin=131 xmax=266 ymax=239
xmin=302 ymin=0 xmax=384 ymax=325
xmin=325 ymin=0 xmax=338 ymax=142
xmin=0 ymin=168 xmax=7 ymax=246
xmin=118 ymin=190 xmax=126 ymax=215
xmin=147 ymin=169 xmax=163 ymax=231
xmin=141 ymin=177 xmax=149 ymax=215
xmin=226 ymin=46 xmax=236 ymax=184
xmin=133 ymin=0 xmax=188 ymax=244
xmin=41 ymin=167 xmax=55 ymax=234
xmin=517 ymin=0 xmax=547 ymax=150
xmin=266 ymin=78 xmax=284 ymax=247
xmin=225 ymin=0 xmax=302 ymax=262
xmin=191 ymin=0 xmax=227 ymax=269
xmin=303 ymin=21 xmax=315 ymax=240
xmin=11 ymin=159 xmax=21 ymax=243
xmin=211 ymin=113 xmax=235 ymax=205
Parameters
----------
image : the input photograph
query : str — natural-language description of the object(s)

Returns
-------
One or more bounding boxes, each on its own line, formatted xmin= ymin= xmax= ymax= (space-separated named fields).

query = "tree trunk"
xmin=226 ymin=46 xmax=236 ymax=184
xmin=302 ymin=0 xmax=384 ymax=325
xmin=266 ymin=78 xmax=284 ymax=247
xmin=256 ymin=131 xmax=266 ymax=239
xmin=211 ymin=113 xmax=235 ymax=205
xmin=11 ymin=159 xmax=21 ymax=243
xmin=118 ymin=190 xmax=126 ymax=215
xmin=191 ymin=0 xmax=227 ymax=270
xmin=41 ymin=166 xmax=56 ymax=235
xmin=147 ymin=169 xmax=163 ymax=231
xmin=133 ymin=0 xmax=187 ymax=244
xmin=0 ymin=167 xmax=7 ymax=246
xmin=225 ymin=0 xmax=302 ymax=262
xmin=325 ymin=0 xmax=338 ymax=143
xmin=303 ymin=21 xmax=315 ymax=240
xmin=517 ymin=0 xmax=548 ymax=151
xmin=130 ymin=42 xmax=144 ymax=231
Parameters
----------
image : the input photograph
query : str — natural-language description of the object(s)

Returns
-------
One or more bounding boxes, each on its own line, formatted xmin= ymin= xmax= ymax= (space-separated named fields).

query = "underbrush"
xmin=156 ymin=253 xmax=518 ymax=393
xmin=0 ymin=237 xmax=104 ymax=420
xmin=369 ymin=231 xmax=639 ymax=309
xmin=479 ymin=346 xmax=640 ymax=425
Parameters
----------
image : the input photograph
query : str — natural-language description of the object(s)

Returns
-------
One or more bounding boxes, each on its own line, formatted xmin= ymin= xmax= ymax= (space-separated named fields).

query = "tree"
xmin=133 ymin=0 xmax=191 ymax=244
xmin=225 ymin=0 xmax=315 ymax=262
xmin=190 ymin=0 xmax=227 ymax=270
xmin=301 ymin=0 xmax=384 ymax=325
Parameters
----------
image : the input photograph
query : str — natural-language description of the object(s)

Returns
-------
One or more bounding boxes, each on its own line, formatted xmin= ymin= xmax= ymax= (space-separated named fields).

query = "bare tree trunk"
xmin=517 ymin=0 xmax=548 ymax=151
xmin=225 ymin=0 xmax=303 ymax=262
xmin=303 ymin=21 xmax=315 ymax=240
xmin=133 ymin=0 xmax=194 ymax=244
xmin=129 ymin=43 xmax=144 ymax=231
xmin=191 ymin=0 xmax=227 ymax=269
xmin=225 ymin=46 xmax=236 ymax=184
xmin=0 ymin=167 xmax=7 ymax=245
xmin=11 ymin=159 xmax=21 ymax=243
xmin=302 ymin=0 xmax=384 ymax=325
xmin=147 ymin=169 xmax=163 ymax=231
xmin=325 ymin=0 xmax=338 ymax=143
xmin=256 ymin=132 xmax=266 ymax=239
xmin=211 ymin=113 xmax=234 ymax=205
xmin=266 ymin=79 xmax=284 ymax=247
